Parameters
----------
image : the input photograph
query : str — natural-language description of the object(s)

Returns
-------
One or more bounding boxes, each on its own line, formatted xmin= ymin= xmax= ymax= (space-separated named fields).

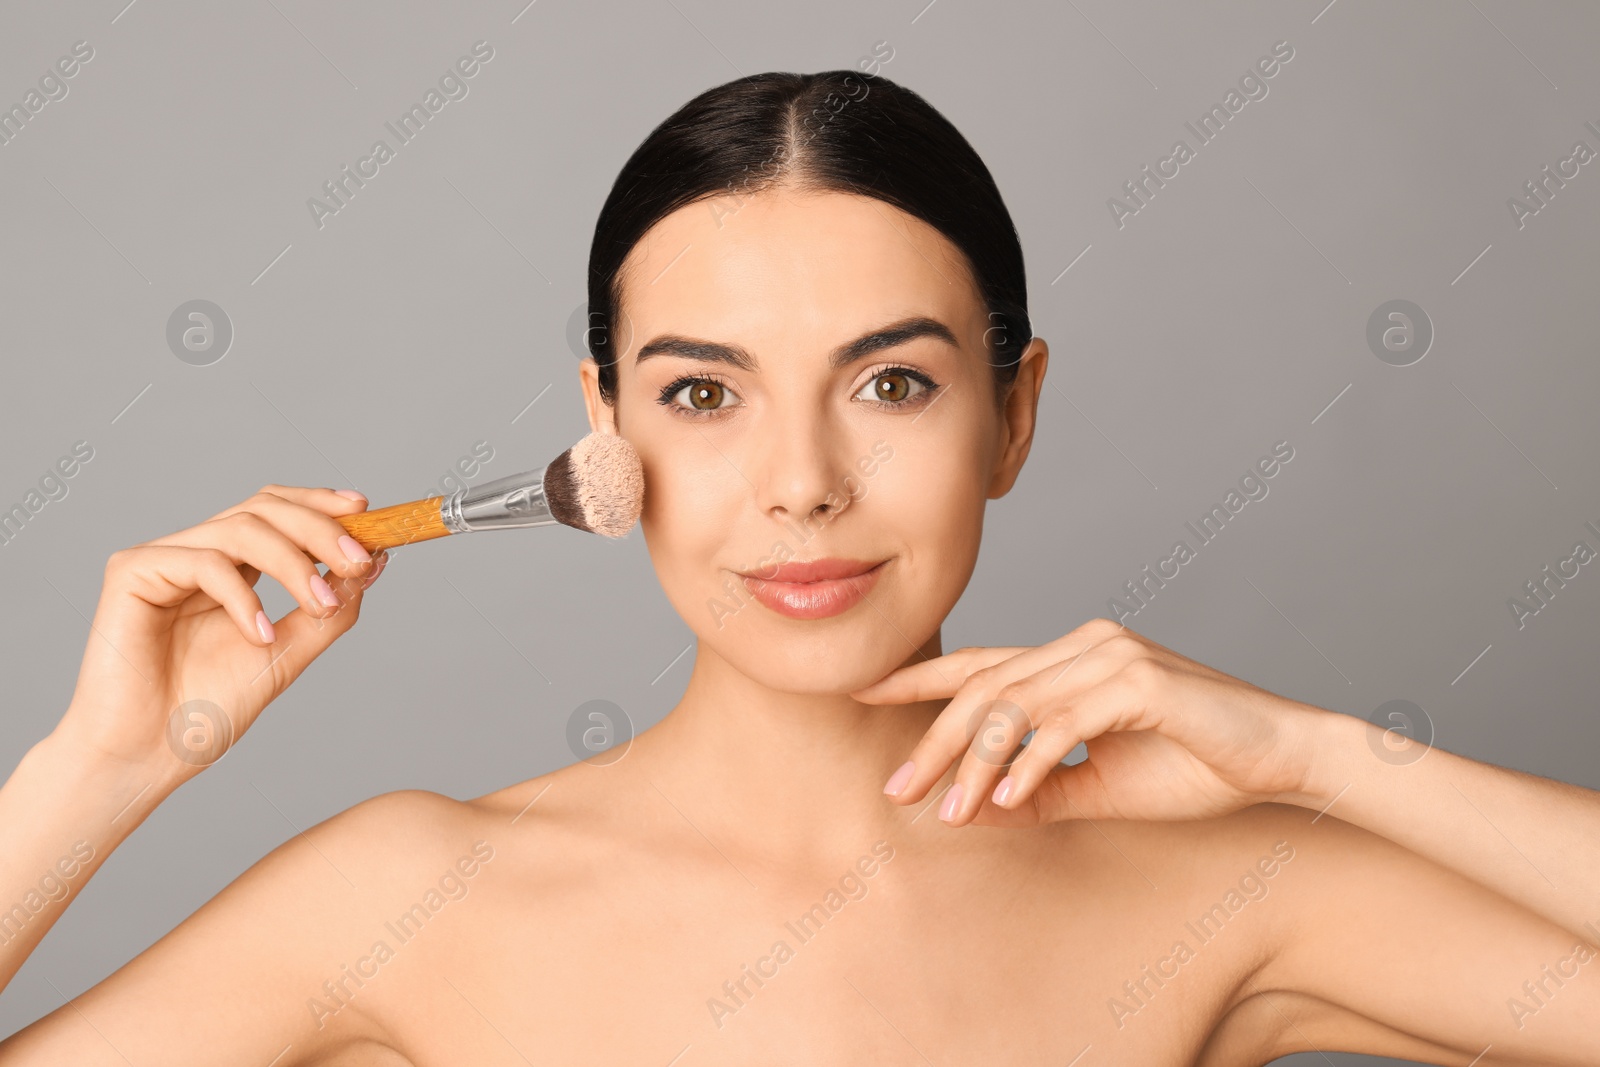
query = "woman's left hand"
xmin=853 ymin=617 xmax=1331 ymax=827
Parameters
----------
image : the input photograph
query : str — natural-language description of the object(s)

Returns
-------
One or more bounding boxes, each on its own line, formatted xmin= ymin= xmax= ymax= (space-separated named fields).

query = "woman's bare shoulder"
xmin=460 ymin=759 xmax=656 ymax=863
xmin=318 ymin=759 xmax=628 ymax=868
xmin=1030 ymin=801 xmax=1318 ymax=884
xmin=298 ymin=772 xmax=629 ymax=915
xmin=0 ymin=787 xmax=512 ymax=1064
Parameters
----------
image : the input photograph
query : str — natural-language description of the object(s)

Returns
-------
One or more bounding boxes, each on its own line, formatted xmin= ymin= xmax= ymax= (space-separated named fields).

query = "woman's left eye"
xmin=855 ymin=368 xmax=934 ymax=405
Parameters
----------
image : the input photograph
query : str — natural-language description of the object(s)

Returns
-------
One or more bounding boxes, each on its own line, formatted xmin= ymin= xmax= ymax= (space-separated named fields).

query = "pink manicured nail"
xmin=310 ymin=573 xmax=341 ymax=607
xmin=334 ymin=489 xmax=367 ymax=501
xmin=338 ymin=534 xmax=372 ymax=563
xmin=361 ymin=552 xmax=388 ymax=589
xmin=939 ymin=782 xmax=964 ymax=822
xmin=254 ymin=610 xmax=275 ymax=644
xmin=993 ymin=775 xmax=1015 ymax=806
xmin=883 ymin=760 xmax=915 ymax=796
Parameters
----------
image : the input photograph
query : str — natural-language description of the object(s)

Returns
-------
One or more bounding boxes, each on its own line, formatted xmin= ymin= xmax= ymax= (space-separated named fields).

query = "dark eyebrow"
xmin=633 ymin=315 xmax=960 ymax=372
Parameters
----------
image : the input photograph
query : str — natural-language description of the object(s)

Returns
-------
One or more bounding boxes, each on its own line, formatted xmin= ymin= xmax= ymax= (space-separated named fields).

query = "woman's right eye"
xmin=659 ymin=377 xmax=743 ymax=416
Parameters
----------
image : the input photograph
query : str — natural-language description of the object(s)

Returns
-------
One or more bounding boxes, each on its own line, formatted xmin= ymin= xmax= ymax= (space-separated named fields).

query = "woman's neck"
xmin=633 ymin=631 xmax=951 ymax=865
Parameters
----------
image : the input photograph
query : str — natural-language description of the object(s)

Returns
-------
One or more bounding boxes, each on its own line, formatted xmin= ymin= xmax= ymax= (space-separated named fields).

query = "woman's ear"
xmin=578 ymin=358 xmax=618 ymax=434
xmin=987 ymin=338 xmax=1048 ymax=499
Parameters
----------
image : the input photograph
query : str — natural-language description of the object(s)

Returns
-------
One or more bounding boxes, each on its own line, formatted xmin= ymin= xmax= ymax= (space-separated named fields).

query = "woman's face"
xmin=580 ymin=188 xmax=1046 ymax=694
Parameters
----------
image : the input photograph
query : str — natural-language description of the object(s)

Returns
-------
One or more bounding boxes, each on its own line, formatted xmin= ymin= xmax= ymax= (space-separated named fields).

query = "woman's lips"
xmin=738 ymin=558 xmax=887 ymax=620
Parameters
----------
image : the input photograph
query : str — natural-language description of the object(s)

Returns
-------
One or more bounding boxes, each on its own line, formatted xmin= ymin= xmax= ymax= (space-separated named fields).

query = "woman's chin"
xmin=719 ymin=622 xmax=918 ymax=697
xmin=738 ymin=667 xmax=888 ymax=697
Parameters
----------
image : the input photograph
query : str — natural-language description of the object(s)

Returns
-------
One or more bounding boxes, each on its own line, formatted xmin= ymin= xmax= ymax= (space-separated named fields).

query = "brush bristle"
xmin=543 ymin=432 xmax=644 ymax=537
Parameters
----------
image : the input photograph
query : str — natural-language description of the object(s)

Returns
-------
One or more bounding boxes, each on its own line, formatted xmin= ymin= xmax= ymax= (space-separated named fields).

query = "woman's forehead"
xmin=616 ymin=190 xmax=980 ymax=354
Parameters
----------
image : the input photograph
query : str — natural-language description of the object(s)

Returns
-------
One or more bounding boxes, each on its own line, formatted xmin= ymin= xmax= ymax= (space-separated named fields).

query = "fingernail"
xmin=338 ymin=534 xmax=372 ymax=564
xmin=993 ymin=775 xmax=1014 ymax=806
xmin=255 ymin=610 xmax=275 ymax=643
xmin=883 ymin=760 xmax=915 ymax=796
xmin=310 ymin=573 xmax=342 ymax=607
xmin=361 ymin=551 xmax=388 ymax=589
xmin=335 ymin=489 xmax=366 ymax=501
xmin=939 ymin=782 xmax=964 ymax=822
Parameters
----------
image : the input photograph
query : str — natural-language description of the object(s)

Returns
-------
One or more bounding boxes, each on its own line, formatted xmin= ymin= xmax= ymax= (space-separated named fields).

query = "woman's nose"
xmin=750 ymin=417 xmax=849 ymax=523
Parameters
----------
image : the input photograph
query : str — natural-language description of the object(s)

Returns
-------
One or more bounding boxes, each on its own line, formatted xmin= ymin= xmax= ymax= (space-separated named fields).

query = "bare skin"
xmin=2 ymin=188 xmax=1598 ymax=1065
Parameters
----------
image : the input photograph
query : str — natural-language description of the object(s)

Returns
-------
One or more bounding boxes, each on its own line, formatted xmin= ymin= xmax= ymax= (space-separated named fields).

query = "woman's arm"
xmin=0 ymin=485 xmax=382 ymax=997
xmin=864 ymin=617 xmax=1600 ymax=947
xmin=860 ymin=618 xmax=1600 ymax=1060
xmin=0 ymin=731 xmax=167 ymax=991
xmin=1284 ymin=709 xmax=1600 ymax=951
xmin=0 ymin=787 xmax=465 ymax=1065
xmin=1208 ymin=802 xmax=1600 ymax=1066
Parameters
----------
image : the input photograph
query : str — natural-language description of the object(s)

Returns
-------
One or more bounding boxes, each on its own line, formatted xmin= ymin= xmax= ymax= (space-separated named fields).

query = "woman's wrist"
xmin=32 ymin=718 xmax=178 ymax=827
xmin=1267 ymin=702 xmax=1366 ymax=812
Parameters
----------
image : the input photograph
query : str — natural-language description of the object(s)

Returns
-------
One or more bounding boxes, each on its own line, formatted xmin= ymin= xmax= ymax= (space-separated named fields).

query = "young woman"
xmin=2 ymin=69 xmax=1597 ymax=1066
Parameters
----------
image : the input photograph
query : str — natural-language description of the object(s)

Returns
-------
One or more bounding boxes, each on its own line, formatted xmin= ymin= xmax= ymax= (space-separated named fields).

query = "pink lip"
xmin=738 ymin=558 xmax=888 ymax=619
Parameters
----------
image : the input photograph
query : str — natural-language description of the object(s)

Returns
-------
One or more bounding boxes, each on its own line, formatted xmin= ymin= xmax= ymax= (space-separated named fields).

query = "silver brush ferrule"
xmin=439 ymin=465 xmax=559 ymax=533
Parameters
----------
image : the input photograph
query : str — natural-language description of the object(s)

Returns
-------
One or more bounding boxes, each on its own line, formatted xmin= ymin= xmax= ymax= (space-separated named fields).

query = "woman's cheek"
xmin=637 ymin=432 xmax=733 ymax=527
xmin=875 ymin=439 xmax=986 ymax=598
xmin=637 ymin=448 xmax=741 ymax=598
xmin=881 ymin=426 xmax=986 ymax=527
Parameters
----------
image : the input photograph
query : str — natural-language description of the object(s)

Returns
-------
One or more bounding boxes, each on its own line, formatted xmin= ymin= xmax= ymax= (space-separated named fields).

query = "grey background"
xmin=2 ymin=0 xmax=1596 ymax=1062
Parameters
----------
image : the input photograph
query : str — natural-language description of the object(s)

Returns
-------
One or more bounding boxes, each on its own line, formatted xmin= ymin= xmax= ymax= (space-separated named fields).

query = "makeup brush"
xmin=336 ymin=432 xmax=644 ymax=553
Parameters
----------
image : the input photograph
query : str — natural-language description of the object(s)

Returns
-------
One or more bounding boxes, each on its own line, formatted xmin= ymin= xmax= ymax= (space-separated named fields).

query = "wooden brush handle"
xmin=337 ymin=497 xmax=450 ymax=553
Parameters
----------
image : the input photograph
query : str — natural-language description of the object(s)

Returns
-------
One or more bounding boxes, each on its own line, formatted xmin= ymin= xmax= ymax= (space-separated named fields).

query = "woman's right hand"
xmin=52 ymin=484 xmax=388 ymax=794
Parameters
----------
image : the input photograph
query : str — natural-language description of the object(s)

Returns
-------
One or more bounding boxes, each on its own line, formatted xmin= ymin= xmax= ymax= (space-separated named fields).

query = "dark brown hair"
xmin=585 ymin=69 xmax=1031 ymax=406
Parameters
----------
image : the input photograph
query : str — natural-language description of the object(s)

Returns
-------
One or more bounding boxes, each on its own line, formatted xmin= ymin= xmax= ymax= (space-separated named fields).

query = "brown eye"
xmin=688 ymin=381 xmax=724 ymax=409
xmin=856 ymin=371 xmax=927 ymax=404
xmin=664 ymin=378 xmax=741 ymax=414
xmin=875 ymin=375 xmax=908 ymax=401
